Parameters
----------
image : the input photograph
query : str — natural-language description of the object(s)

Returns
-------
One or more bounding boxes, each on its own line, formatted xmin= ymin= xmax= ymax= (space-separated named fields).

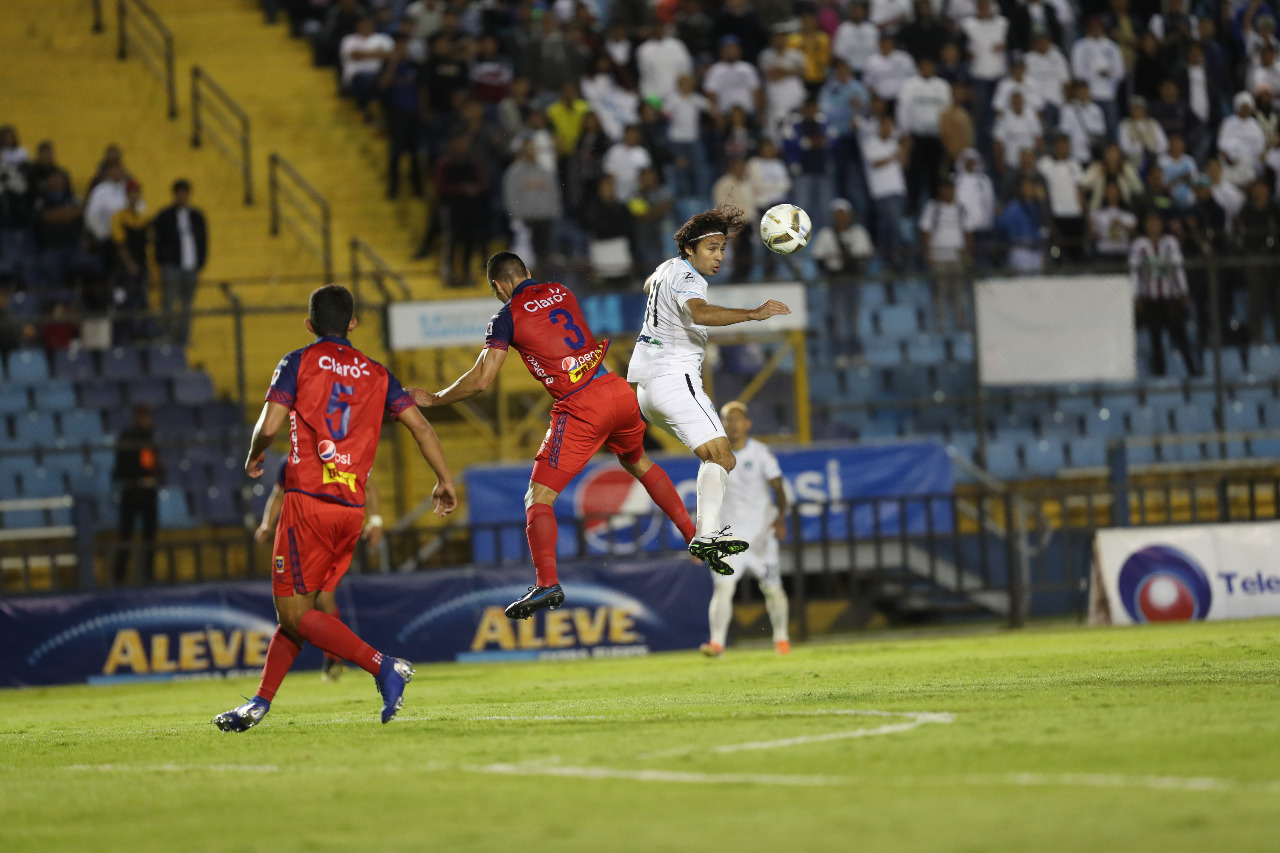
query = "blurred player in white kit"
xmin=700 ymin=401 xmax=791 ymax=656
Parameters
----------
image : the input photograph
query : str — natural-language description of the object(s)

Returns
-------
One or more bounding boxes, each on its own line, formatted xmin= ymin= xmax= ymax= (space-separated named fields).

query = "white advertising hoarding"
xmin=976 ymin=275 xmax=1136 ymax=385
xmin=387 ymin=282 xmax=808 ymax=350
xmin=1091 ymin=523 xmax=1280 ymax=625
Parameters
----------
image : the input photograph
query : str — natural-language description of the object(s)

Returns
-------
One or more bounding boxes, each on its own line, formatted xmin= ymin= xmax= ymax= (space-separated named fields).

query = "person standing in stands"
xmin=110 ymin=179 xmax=151 ymax=342
xmin=152 ymin=179 xmax=208 ymax=346
xmin=112 ymin=405 xmax=161 ymax=585
xmin=810 ymin=198 xmax=873 ymax=367
xmin=433 ymin=133 xmax=488 ymax=287
xmin=1130 ymin=211 xmax=1199 ymax=377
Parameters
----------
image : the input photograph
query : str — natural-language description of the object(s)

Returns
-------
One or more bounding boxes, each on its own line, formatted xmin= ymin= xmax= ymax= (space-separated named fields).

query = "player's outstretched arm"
xmin=245 ymin=401 xmax=290 ymax=478
xmin=407 ymin=347 xmax=508 ymax=408
xmin=685 ymin=298 xmax=791 ymax=327
xmin=255 ymin=484 xmax=284 ymax=543
xmin=397 ymin=406 xmax=458 ymax=517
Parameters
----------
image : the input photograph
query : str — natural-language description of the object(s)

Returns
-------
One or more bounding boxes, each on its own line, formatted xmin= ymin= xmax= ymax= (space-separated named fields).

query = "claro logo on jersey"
xmin=522 ymin=286 xmax=566 ymax=312
xmin=318 ymin=354 xmax=371 ymax=379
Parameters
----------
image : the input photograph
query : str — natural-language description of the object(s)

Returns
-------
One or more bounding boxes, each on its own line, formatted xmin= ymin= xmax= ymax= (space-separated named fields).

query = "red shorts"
xmin=531 ymin=372 xmax=646 ymax=493
xmin=271 ymin=492 xmax=364 ymax=596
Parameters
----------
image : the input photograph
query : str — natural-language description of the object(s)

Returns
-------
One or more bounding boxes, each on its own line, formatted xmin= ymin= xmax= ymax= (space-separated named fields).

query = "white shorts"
xmin=636 ymin=372 xmax=727 ymax=452
xmin=714 ymin=538 xmax=782 ymax=588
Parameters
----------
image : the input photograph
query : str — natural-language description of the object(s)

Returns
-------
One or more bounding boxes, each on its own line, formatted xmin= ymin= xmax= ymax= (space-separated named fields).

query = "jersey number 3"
xmin=549 ymin=308 xmax=586 ymax=349
xmin=326 ymin=382 xmax=354 ymax=441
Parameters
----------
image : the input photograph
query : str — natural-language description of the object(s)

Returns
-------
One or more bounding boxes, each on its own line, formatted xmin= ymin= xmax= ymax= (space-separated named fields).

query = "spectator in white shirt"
xmin=759 ymin=29 xmax=809 ymax=141
xmin=1205 ymin=157 xmax=1246 ymax=223
xmin=83 ymin=161 xmax=129 ymax=249
xmin=1070 ymin=16 xmax=1124 ymax=135
xmin=960 ymin=0 xmax=1010 ymax=152
xmin=748 ymin=138 xmax=791 ymax=212
xmin=896 ymin=56 xmax=951 ymax=212
xmin=602 ymin=125 xmax=653 ymax=202
xmin=1117 ymin=96 xmax=1168 ymax=169
xmin=340 ymin=16 xmax=394 ymax=120
xmin=713 ymin=156 xmax=760 ymax=280
xmin=1218 ymin=92 xmax=1268 ymax=189
xmin=833 ymin=1 xmax=879 ymax=76
xmin=748 ymin=139 xmax=797 ymax=275
xmin=582 ymin=56 xmax=641 ymax=142
xmin=1158 ymin=133 xmax=1199 ymax=211
xmin=993 ymin=91 xmax=1043 ymax=173
xmin=920 ymin=179 xmax=972 ymax=330
xmin=954 ymin=148 xmax=996 ymax=266
xmin=863 ymin=34 xmax=917 ymax=112
xmin=1025 ymin=31 xmax=1071 ymax=128
xmin=703 ymin=36 xmax=763 ymax=117
xmin=1057 ymin=79 xmax=1107 ymax=164
xmin=1036 ymin=134 xmax=1086 ymax=261
xmin=811 ymin=198 xmax=874 ymax=366
xmin=1089 ymin=181 xmax=1137 ymax=259
xmin=636 ymin=23 xmax=693 ymax=106
xmin=1130 ymin=212 xmax=1197 ymax=377
xmin=870 ymin=0 xmax=914 ymax=35
xmin=666 ymin=74 xmax=713 ymax=199
xmin=992 ymin=56 xmax=1044 ymax=120
xmin=863 ymin=114 xmax=909 ymax=267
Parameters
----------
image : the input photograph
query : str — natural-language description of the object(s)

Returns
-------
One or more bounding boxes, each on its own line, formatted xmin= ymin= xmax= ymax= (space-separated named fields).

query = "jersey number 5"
xmin=549 ymin=308 xmax=586 ymax=349
xmin=326 ymin=382 xmax=354 ymax=441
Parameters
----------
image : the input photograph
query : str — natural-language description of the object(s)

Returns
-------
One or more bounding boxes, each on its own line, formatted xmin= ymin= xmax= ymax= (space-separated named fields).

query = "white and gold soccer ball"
xmin=759 ymin=203 xmax=812 ymax=255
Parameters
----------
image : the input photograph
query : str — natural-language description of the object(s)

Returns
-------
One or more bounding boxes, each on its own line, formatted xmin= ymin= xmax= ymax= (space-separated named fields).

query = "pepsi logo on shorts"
xmin=1116 ymin=545 xmax=1213 ymax=622
xmin=317 ymin=440 xmax=337 ymax=462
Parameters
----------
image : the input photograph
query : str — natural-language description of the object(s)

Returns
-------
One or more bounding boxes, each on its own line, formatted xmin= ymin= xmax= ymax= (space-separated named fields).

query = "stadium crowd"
xmin=0 ymin=130 xmax=208 ymax=355
xmin=278 ymin=3 xmax=1251 ymax=276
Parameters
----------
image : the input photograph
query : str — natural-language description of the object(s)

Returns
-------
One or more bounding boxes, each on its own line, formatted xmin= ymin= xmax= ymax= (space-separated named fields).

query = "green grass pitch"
xmin=2 ymin=619 xmax=1278 ymax=853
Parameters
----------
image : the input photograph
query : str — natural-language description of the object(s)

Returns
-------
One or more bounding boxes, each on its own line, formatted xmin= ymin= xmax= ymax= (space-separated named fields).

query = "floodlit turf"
xmin=2 ymin=620 xmax=1279 ymax=853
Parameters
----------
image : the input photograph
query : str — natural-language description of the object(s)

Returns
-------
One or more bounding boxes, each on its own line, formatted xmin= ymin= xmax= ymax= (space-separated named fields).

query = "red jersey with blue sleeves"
xmin=484 ymin=279 xmax=611 ymax=400
xmin=266 ymin=335 xmax=414 ymax=508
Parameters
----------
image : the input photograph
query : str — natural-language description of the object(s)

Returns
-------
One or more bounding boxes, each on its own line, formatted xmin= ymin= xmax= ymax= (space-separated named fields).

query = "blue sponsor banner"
xmin=466 ymin=441 xmax=954 ymax=563
xmin=0 ymin=557 xmax=708 ymax=687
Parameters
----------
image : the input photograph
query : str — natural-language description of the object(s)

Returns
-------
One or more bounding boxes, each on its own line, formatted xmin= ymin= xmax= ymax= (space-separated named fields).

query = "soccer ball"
xmin=760 ymin=203 xmax=812 ymax=255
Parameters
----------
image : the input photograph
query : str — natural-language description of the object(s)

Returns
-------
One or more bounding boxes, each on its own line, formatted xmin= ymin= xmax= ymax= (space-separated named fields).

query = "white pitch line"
xmin=466 ymin=764 xmax=1280 ymax=793
xmin=474 ymin=715 xmax=611 ymax=721
xmin=641 ymin=710 xmax=955 ymax=758
xmin=67 ymin=764 xmax=279 ymax=773
xmin=983 ymin=773 xmax=1280 ymax=794
xmin=468 ymin=762 xmax=851 ymax=787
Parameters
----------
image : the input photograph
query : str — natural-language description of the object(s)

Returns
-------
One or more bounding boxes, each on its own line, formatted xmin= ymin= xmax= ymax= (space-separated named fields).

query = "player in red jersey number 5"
xmin=214 ymin=285 xmax=457 ymax=732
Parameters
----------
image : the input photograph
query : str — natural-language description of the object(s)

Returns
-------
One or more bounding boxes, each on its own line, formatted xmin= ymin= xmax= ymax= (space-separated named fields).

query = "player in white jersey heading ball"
xmin=626 ymin=205 xmax=791 ymax=573
xmin=700 ymin=401 xmax=791 ymax=657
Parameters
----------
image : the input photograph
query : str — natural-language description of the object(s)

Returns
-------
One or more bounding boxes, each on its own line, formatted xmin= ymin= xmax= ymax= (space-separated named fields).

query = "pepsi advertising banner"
xmin=1092 ymin=523 xmax=1280 ymax=625
xmin=466 ymin=442 xmax=954 ymax=563
xmin=0 ymin=558 xmax=709 ymax=687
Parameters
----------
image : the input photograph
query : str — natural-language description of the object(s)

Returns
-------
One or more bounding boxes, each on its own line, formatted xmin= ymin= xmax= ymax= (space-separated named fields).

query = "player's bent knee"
xmin=524 ymin=482 xmax=559 ymax=510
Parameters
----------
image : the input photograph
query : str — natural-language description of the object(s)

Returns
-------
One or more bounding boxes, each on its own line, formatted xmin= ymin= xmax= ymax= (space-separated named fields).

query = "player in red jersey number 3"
xmin=214 ymin=285 xmax=457 ymax=732
xmin=409 ymin=252 xmax=707 ymax=620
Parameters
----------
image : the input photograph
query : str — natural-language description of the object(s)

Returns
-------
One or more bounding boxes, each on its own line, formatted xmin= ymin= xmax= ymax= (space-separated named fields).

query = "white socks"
xmin=763 ymin=582 xmax=790 ymax=643
xmin=695 ymin=462 xmax=728 ymax=537
xmin=708 ymin=579 xmax=789 ymax=647
xmin=708 ymin=580 xmax=735 ymax=648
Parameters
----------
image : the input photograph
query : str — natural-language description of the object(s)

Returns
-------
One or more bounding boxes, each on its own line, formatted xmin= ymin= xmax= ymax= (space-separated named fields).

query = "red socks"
xmin=526 ymin=503 xmax=559 ymax=586
xmin=640 ymin=466 xmax=696 ymax=544
xmin=323 ymin=606 xmax=342 ymax=665
xmin=255 ymin=629 xmax=301 ymax=702
xmin=298 ymin=609 xmax=383 ymax=676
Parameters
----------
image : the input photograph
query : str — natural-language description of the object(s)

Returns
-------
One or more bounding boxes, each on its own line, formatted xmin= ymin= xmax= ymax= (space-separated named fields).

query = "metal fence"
xmin=116 ymin=0 xmax=176 ymax=119
xmin=191 ymin=66 xmax=253 ymax=206
xmin=268 ymin=153 xmax=333 ymax=281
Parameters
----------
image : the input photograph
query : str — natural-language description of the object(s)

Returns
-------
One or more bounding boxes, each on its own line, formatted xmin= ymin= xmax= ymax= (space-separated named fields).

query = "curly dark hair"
xmin=673 ymin=204 xmax=747 ymax=259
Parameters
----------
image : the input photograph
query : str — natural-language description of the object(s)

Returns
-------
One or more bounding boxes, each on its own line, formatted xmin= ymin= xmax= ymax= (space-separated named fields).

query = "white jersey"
xmin=720 ymin=438 xmax=783 ymax=546
xmin=627 ymin=257 xmax=710 ymax=383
